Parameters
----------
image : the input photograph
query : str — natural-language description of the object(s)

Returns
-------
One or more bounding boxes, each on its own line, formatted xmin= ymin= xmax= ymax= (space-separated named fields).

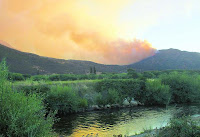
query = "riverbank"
xmin=53 ymin=104 xmax=200 ymax=137
xmin=130 ymin=114 xmax=200 ymax=137
xmin=130 ymin=129 xmax=159 ymax=137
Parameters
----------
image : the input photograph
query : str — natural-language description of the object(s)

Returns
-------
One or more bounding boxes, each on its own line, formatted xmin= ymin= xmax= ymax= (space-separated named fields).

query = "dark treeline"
xmin=8 ymin=69 xmax=200 ymax=82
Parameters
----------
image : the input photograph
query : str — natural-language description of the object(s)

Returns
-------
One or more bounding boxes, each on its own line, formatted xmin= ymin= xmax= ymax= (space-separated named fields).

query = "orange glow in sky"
xmin=0 ymin=0 xmax=157 ymax=65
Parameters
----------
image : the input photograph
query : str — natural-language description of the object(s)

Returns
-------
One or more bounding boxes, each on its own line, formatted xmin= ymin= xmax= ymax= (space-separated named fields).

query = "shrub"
xmin=144 ymin=79 xmax=171 ymax=105
xmin=160 ymin=72 xmax=200 ymax=103
xmin=46 ymin=85 xmax=80 ymax=114
xmin=31 ymin=75 xmax=49 ymax=81
xmin=158 ymin=117 xmax=200 ymax=137
xmin=95 ymin=89 xmax=120 ymax=106
xmin=0 ymin=91 xmax=55 ymax=137
xmin=8 ymin=73 xmax=25 ymax=81
xmin=23 ymin=74 xmax=31 ymax=79
xmin=143 ymin=71 xmax=155 ymax=79
xmin=48 ymin=74 xmax=60 ymax=81
xmin=106 ymin=89 xmax=120 ymax=105
xmin=59 ymin=74 xmax=77 ymax=81
xmin=69 ymin=82 xmax=97 ymax=106
xmin=0 ymin=59 xmax=55 ymax=137
xmin=127 ymin=69 xmax=142 ymax=79
xmin=79 ymin=98 xmax=88 ymax=108
xmin=16 ymin=84 xmax=51 ymax=95
xmin=95 ymin=79 xmax=145 ymax=101
xmin=95 ymin=93 xmax=105 ymax=106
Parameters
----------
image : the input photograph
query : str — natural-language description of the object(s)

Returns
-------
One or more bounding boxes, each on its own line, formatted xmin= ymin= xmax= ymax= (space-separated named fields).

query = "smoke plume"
xmin=0 ymin=0 xmax=156 ymax=65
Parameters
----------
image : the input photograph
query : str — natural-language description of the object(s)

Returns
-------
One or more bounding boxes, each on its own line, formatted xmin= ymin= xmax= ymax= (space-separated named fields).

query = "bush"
xmin=158 ymin=117 xmax=200 ymax=137
xmin=127 ymin=69 xmax=142 ymax=79
xmin=23 ymin=74 xmax=31 ymax=79
xmin=60 ymin=74 xmax=77 ymax=81
xmin=0 ymin=59 xmax=55 ymax=137
xmin=160 ymin=72 xmax=200 ymax=103
xmin=48 ymin=74 xmax=60 ymax=81
xmin=95 ymin=93 xmax=105 ymax=106
xmin=46 ymin=85 xmax=80 ymax=113
xmin=95 ymin=79 xmax=145 ymax=102
xmin=17 ymin=84 xmax=51 ymax=95
xmin=0 ymin=91 xmax=55 ymax=137
xmin=32 ymin=75 xmax=49 ymax=81
xmin=144 ymin=79 xmax=171 ymax=105
xmin=106 ymin=89 xmax=120 ymax=105
xmin=79 ymin=98 xmax=88 ymax=108
xmin=142 ymin=71 xmax=155 ymax=79
xmin=95 ymin=89 xmax=120 ymax=106
xmin=8 ymin=72 xmax=25 ymax=81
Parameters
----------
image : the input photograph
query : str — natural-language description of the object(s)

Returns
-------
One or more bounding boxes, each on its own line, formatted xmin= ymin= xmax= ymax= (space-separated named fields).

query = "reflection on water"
xmin=53 ymin=104 xmax=200 ymax=137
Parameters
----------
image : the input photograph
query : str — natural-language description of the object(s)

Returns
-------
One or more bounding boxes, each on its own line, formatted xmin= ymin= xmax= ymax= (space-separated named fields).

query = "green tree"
xmin=143 ymin=71 xmax=155 ymax=79
xmin=93 ymin=66 xmax=96 ymax=74
xmin=127 ymin=69 xmax=141 ymax=79
xmin=90 ymin=67 xmax=93 ymax=74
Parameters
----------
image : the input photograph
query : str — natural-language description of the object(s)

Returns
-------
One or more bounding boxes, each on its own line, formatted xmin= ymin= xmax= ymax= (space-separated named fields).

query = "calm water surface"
xmin=53 ymin=104 xmax=200 ymax=137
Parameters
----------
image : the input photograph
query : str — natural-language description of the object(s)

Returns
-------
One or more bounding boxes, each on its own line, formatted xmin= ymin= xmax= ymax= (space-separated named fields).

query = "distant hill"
xmin=129 ymin=49 xmax=200 ymax=71
xmin=1 ymin=43 xmax=200 ymax=75
xmin=0 ymin=44 xmax=126 ymax=75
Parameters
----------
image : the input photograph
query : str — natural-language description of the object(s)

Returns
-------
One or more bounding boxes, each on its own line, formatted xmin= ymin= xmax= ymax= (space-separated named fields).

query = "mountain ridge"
xmin=1 ymin=43 xmax=200 ymax=74
xmin=129 ymin=48 xmax=200 ymax=71
xmin=0 ymin=44 xmax=126 ymax=74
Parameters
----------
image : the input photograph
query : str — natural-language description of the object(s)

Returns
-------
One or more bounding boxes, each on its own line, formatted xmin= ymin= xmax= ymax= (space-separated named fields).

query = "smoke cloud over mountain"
xmin=0 ymin=0 xmax=156 ymax=65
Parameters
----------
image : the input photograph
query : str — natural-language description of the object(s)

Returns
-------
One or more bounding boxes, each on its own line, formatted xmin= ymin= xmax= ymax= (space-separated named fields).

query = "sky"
xmin=0 ymin=0 xmax=199 ymax=65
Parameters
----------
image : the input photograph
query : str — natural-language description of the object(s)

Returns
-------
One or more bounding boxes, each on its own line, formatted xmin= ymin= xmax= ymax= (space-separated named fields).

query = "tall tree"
xmin=127 ymin=69 xmax=140 ymax=79
xmin=93 ymin=66 xmax=96 ymax=74
xmin=90 ymin=67 xmax=93 ymax=74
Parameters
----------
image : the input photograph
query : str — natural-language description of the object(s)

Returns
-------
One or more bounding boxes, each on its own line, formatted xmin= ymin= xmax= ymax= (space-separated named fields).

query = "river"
xmin=53 ymin=104 xmax=200 ymax=137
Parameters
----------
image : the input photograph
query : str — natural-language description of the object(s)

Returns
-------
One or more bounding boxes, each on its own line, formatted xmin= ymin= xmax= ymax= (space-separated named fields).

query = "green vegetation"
xmin=11 ymin=69 xmax=200 ymax=114
xmin=2 ymin=41 xmax=200 ymax=137
xmin=144 ymin=79 xmax=170 ymax=105
xmin=45 ymin=85 xmax=84 ymax=114
xmin=8 ymin=72 xmax=26 ymax=81
xmin=0 ymin=59 xmax=56 ymax=137
xmin=95 ymin=89 xmax=120 ymax=106
xmin=1 ymin=56 xmax=200 ymax=136
xmin=95 ymin=79 xmax=145 ymax=104
xmin=160 ymin=72 xmax=200 ymax=103
xmin=158 ymin=117 xmax=200 ymax=137
xmin=8 ymin=69 xmax=199 ymax=118
xmin=135 ymin=116 xmax=200 ymax=137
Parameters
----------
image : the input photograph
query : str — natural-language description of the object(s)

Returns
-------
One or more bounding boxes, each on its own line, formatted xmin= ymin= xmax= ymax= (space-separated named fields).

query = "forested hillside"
xmin=0 ymin=44 xmax=126 ymax=74
xmin=1 ymin=44 xmax=200 ymax=75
